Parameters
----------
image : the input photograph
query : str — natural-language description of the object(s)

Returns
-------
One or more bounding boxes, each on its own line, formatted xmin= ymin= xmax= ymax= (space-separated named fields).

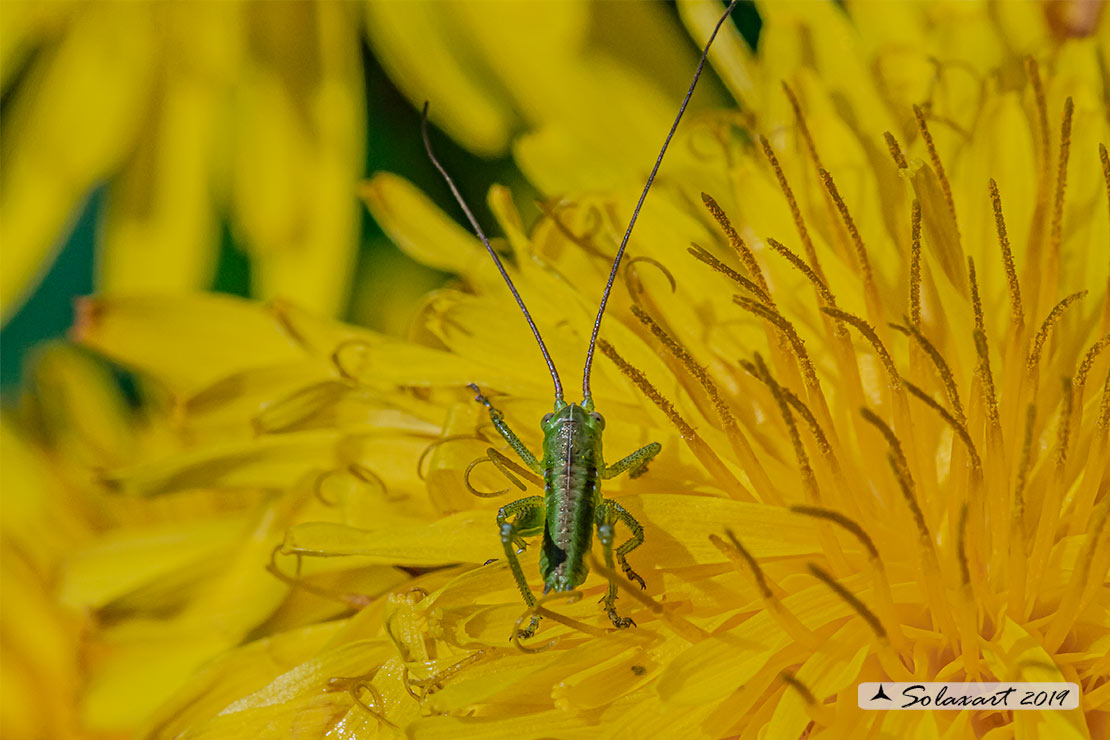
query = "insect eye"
xmin=542 ymin=413 xmax=554 ymax=425
xmin=590 ymin=412 xmax=605 ymax=428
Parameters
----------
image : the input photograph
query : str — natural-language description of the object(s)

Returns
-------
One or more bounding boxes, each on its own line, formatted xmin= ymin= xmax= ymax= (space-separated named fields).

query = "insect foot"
xmin=622 ymin=562 xmax=647 ymax=590
xmin=467 ymin=383 xmax=499 ymax=416
xmin=607 ymin=609 xmax=636 ymax=630
xmin=515 ymin=617 xmax=540 ymax=641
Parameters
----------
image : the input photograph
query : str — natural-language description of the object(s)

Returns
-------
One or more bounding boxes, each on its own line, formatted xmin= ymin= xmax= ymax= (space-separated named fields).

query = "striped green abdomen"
xmin=539 ymin=404 xmax=602 ymax=592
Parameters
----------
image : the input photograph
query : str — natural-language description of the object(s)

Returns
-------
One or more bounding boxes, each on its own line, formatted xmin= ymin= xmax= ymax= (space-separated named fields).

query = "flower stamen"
xmin=822 ymin=308 xmax=900 ymax=390
xmin=806 ymin=563 xmax=885 ymax=639
xmin=688 ymin=243 xmax=770 ymax=303
xmin=1026 ymin=290 xmax=1087 ymax=375
xmin=891 ymin=321 xmax=965 ymax=426
xmin=1099 ymin=371 xmax=1110 ymax=431
xmin=973 ymin=330 xmax=1002 ymax=432
xmin=1100 ymin=143 xmax=1110 ymax=224
xmin=749 ymin=355 xmax=855 ymax=567
xmin=953 ymin=502 xmax=984 ymax=677
xmin=909 ymin=200 xmax=923 ymax=329
xmin=818 ymin=170 xmax=878 ymax=301
xmin=1068 ymin=369 xmax=1110 ymax=536
xmin=790 ymin=506 xmax=877 ymax=560
xmin=781 ymin=82 xmax=825 ymax=172
xmin=967 ymin=257 xmax=986 ymax=333
xmin=631 ymin=305 xmax=778 ymax=503
xmin=1055 ymin=377 xmax=1074 ymax=471
xmin=989 ymin=179 xmax=1024 ymax=327
xmin=778 ymin=384 xmax=834 ymax=461
xmin=861 ymin=407 xmax=958 ymax=640
xmin=599 ymin=339 xmax=751 ymax=500
xmin=266 ymin=299 xmax=312 ymax=352
xmin=1007 ymin=405 xmax=1036 ymax=618
xmin=884 ymin=131 xmax=908 ymax=170
xmin=902 ymin=380 xmax=981 ymax=474
xmin=791 ymin=506 xmax=907 ymax=651
xmin=765 ymin=237 xmax=836 ymax=308
xmin=956 ymin=503 xmax=972 ymax=588
xmin=743 ymin=355 xmax=820 ymax=504
xmin=1050 ymin=98 xmax=1075 ymax=261
xmin=1045 ymin=500 xmax=1110 ymax=652
xmin=1026 ymin=58 xmax=1051 ymax=186
xmin=913 ymin=104 xmax=960 ymax=240
xmin=702 ymin=193 xmax=772 ymax=299
xmin=759 ymin=135 xmax=824 ymax=278
xmin=1024 ymin=381 xmax=1077 ymax=612
xmin=712 ymin=530 xmax=817 ymax=648
xmin=733 ymin=296 xmax=823 ymax=396
xmin=1074 ymin=333 xmax=1110 ymax=390
xmin=780 ymin=671 xmax=836 ymax=727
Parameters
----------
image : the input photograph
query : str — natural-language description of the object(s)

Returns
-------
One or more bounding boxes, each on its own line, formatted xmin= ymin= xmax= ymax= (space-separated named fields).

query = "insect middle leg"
xmin=596 ymin=498 xmax=647 ymax=629
xmin=601 ymin=442 xmax=662 ymax=480
xmin=497 ymin=495 xmax=545 ymax=637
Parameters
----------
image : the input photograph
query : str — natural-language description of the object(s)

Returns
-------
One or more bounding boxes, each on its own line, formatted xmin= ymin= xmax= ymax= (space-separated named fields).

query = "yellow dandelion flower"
xmin=14 ymin=1 xmax=1109 ymax=738
xmin=1 ymin=1 xmax=364 ymax=320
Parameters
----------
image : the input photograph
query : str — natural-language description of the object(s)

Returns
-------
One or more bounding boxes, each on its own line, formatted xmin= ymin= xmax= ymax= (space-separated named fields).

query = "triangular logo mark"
xmin=870 ymin=684 xmax=891 ymax=701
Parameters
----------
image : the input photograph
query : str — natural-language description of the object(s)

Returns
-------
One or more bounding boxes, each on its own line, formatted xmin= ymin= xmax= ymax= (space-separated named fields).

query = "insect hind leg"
xmin=596 ymin=499 xmax=647 ymax=629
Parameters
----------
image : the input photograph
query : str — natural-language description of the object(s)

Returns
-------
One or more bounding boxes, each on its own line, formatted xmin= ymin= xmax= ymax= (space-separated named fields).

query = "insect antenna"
xmin=581 ymin=0 xmax=739 ymax=406
xmin=421 ymin=103 xmax=565 ymax=402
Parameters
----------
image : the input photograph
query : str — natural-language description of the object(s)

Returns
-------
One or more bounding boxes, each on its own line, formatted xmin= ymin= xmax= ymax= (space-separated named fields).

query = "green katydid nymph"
xmin=420 ymin=0 xmax=739 ymax=638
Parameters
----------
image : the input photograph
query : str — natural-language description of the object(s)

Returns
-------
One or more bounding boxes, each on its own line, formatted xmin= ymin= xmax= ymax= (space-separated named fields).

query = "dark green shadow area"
xmin=1 ymin=188 xmax=101 ymax=392
xmin=211 ymin=220 xmax=252 ymax=298
xmin=350 ymin=33 xmax=523 ymax=332
xmin=732 ymin=0 xmax=762 ymax=51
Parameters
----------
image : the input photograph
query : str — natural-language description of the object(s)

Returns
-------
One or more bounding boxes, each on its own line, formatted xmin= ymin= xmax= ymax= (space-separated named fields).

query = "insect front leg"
xmin=601 ymin=441 xmax=661 ymax=480
xmin=497 ymin=495 xmax=545 ymax=637
xmin=469 ymin=384 xmax=543 ymax=474
xmin=596 ymin=499 xmax=647 ymax=629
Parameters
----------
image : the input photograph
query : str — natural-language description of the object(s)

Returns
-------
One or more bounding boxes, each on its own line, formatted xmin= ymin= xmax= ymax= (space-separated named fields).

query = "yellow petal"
xmin=360 ymin=171 xmax=481 ymax=273
xmin=678 ymin=0 xmax=761 ymax=112
xmin=283 ymin=510 xmax=498 ymax=565
xmin=58 ymin=516 xmax=245 ymax=610
xmin=73 ymin=293 xmax=307 ymax=393
xmin=135 ymin=621 xmax=347 ymax=740
xmin=81 ymin=633 xmax=232 ymax=732
xmin=231 ymin=2 xmax=364 ymax=317
xmin=0 ymin=3 xmax=155 ymax=321
xmin=99 ymin=63 xmax=223 ymax=293
xmin=363 ymin=1 xmax=516 ymax=156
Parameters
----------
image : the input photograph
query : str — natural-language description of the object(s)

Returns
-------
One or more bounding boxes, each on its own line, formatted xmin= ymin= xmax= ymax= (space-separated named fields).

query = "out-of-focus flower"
xmin=1 ymin=414 xmax=86 ymax=740
xmin=364 ymin=0 xmax=726 ymax=191
xmin=10 ymin=1 xmax=1109 ymax=738
xmin=0 ymin=1 xmax=364 ymax=321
